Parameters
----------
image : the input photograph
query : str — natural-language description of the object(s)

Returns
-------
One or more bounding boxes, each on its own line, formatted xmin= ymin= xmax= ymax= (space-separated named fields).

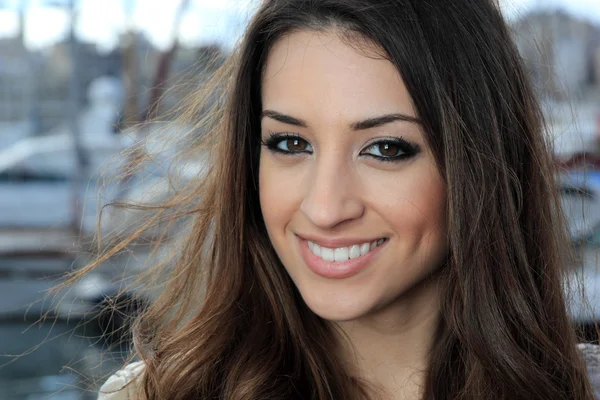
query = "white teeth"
xmin=349 ymin=245 xmax=361 ymax=259
xmin=321 ymin=247 xmax=334 ymax=261
xmin=360 ymin=243 xmax=370 ymax=256
xmin=313 ymin=243 xmax=321 ymax=257
xmin=307 ymin=239 xmax=386 ymax=263
xmin=334 ymin=247 xmax=349 ymax=262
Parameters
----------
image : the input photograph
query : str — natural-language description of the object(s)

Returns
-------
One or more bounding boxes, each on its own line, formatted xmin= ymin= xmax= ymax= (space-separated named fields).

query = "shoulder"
xmin=578 ymin=343 xmax=600 ymax=398
xmin=97 ymin=361 xmax=145 ymax=400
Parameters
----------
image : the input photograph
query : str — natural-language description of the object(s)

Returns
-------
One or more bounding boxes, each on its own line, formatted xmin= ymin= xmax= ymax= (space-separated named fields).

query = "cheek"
xmin=259 ymin=155 xmax=309 ymax=273
xmin=405 ymin=170 xmax=447 ymax=261
xmin=366 ymin=163 xmax=447 ymax=253
xmin=259 ymin=158 xmax=277 ymax=230
xmin=259 ymin=155 xmax=302 ymax=236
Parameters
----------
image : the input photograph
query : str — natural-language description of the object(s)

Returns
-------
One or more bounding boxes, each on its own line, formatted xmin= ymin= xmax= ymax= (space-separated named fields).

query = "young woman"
xmin=95 ymin=0 xmax=599 ymax=399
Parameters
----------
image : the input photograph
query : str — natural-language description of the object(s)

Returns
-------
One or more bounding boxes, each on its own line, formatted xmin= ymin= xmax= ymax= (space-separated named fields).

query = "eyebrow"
xmin=261 ymin=109 xmax=421 ymax=130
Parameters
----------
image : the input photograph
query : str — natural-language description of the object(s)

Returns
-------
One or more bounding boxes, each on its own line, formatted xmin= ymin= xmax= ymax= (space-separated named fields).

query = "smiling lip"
xmin=297 ymin=235 xmax=386 ymax=279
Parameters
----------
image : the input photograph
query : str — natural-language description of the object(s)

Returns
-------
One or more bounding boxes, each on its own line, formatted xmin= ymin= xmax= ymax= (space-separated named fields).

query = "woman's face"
xmin=259 ymin=30 xmax=448 ymax=322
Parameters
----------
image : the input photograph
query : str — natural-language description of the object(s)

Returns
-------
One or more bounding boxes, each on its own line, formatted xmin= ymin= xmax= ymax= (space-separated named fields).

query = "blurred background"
xmin=0 ymin=0 xmax=598 ymax=398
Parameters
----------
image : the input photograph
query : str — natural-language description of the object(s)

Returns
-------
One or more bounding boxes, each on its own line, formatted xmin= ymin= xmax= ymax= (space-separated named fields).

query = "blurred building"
xmin=0 ymin=36 xmax=124 ymax=135
xmin=0 ymin=37 xmax=35 ymax=122
xmin=511 ymin=10 xmax=600 ymax=99
xmin=157 ymin=43 xmax=227 ymax=114
xmin=39 ymin=39 xmax=122 ymax=132
xmin=0 ymin=37 xmax=39 ymax=150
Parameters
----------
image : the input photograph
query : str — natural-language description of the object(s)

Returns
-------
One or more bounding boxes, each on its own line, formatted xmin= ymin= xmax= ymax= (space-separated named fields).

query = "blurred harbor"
xmin=0 ymin=0 xmax=231 ymax=398
xmin=0 ymin=0 xmax=599 ymax=398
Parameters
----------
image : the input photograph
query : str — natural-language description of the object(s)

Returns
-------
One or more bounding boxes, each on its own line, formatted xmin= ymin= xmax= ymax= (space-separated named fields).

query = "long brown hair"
xmin=81 ymin=0 xmax=595 ymax=399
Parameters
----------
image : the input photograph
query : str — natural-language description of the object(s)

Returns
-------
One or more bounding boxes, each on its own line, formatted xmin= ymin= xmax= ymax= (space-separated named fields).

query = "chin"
xmin=291 ymin=267 xmax=442 ymax=325
xmin=298 ymin=288 xmax=377 ymax=322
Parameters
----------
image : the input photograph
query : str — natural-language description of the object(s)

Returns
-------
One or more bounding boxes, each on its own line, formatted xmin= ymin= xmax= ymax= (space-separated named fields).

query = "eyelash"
xmin=261 ymin=132 xmax=420 ymax=163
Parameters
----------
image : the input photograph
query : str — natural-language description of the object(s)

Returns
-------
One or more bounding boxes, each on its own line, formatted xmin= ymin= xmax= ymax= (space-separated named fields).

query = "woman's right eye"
xmin=262 ymin=133 xmax=313 ymax=154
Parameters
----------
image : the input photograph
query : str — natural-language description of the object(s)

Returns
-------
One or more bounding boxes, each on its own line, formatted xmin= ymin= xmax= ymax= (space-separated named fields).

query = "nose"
xmin=300 ymin=156 xmax=365 ymax=229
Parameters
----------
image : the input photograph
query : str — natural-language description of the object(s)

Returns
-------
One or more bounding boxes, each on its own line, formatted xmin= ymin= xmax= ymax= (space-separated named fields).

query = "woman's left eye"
xmin=360 ymin=138 xmax=420 ymax=162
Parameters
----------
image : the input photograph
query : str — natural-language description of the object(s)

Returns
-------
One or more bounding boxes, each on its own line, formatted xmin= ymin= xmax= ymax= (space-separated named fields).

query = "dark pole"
xmin=114 ymin=0 xmax=190 ymax=201
xmin=17 ymin=0 xmax=25 ymax=45
xmin=19 ymin=0 xmax=41 ymax=135
xmin=121 ymin=0 xmax=138 ymax=129
xmin=68 ymin=0 xmax=88 ymax=235
xmin=143 ymin=0 xmax=191 ymax=121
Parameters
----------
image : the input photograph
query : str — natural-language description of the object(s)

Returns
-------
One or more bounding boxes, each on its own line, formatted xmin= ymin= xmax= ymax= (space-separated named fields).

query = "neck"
xmin=335 ymin=275 xmax=441 ymax=400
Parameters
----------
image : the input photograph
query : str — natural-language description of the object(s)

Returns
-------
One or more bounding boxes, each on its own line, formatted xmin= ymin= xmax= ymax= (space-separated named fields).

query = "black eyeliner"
xmin=361 ymin=136 xmax=421 ymax=163
xmin=261 ymin=132 xmax=307 ymax=154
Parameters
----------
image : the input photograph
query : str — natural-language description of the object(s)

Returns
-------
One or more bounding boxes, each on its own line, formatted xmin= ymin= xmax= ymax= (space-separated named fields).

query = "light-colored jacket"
xmin=97 ymin=344 xmax=600 ymax=399
xmin=98 ymin=361 xmax=144 ymax=400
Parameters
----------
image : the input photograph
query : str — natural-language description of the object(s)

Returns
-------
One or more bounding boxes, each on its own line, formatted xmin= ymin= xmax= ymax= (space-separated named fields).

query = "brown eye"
xmin=378 ymin=142 xmax=401 ymax=157
xmin=263 ymin=134 xmax=314 ymax=154
xmin=360 ymin=138 xmax=420 ymax=163
xmin=286 ymin=138 xmax=309 ymax=152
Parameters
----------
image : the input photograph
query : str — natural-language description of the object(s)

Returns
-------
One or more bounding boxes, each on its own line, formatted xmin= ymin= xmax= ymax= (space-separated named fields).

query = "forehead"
xmin=261 ymin=30 xmax=416 ymax=122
